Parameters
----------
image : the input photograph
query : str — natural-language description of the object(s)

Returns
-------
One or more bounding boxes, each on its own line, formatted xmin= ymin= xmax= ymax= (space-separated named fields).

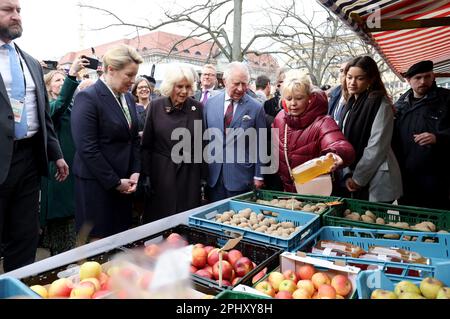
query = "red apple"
xmin=70 ymin=281 xmax=96 ymax=299
xmin=255 ymin=281 xmax=276 ymax=297
xmin=278 ymin=279 xmax=297 ymax=294
xmin=190 ymin=265 xmax=198 ymax=274
xmin=166 ymin=232 xmax=188 ymax=247
xmin=275 ymin=291 xmax=293 ymax=299
xmin=297 ymin=280 xmax=315 ymax=297
xmin=283 ymin=269 xmax=298 ymax=284
xmin=101 ymin=276 xmax=113 ymax=291
xmin=311 ymin=272 xmax=331 ymax=290
xmin=191 ymin=246 xmax=208 ymax=268
xmin=318 ymin=284 xmax=336 ymax=299
xmin=144 ymin=244 xmax=161 ymax=258
xmin=234 ymin=257 xmax=254 ymax=277
xmin=204 ymin=246 xmax=215 ymax=254
xmin=212 ymin=260 xmax=233 ymax=281
xmin=195 ymin=269 xmax=213 ymax=279
xmin=194 ymin=243 xmax=204 ymax=248
xmin=268 ymin=271 xmax=285 ymax=292
xmin=204 ymin=265 xmax=213 ymax=275
xmin=207 ymin=248 xmax=228 ymax=267
xmin=252 ymin=267 xmax=267 ymax=284
xmin=227 ymin=249 xmax=243 ymax=266
xmin=48 ymin=278 xmax=73 ymax=298
xmin=139 ymin=272 xmax=154 ymax=290
xmin=331 ymin=274 xmax=352 ymax=297
xmin=92 ymin=290 xmax=111 ymax=299
xmin=80 ymin=278 xmax=100 ymax=292
xmin=292 ymin=288 xmax=312 ymax=299
xmin=296 ymin=264 xmax=316 ymax=280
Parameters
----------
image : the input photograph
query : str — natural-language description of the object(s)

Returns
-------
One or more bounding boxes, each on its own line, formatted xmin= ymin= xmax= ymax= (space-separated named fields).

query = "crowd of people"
xmin=1 ymin=0 xmax=449 ymax=273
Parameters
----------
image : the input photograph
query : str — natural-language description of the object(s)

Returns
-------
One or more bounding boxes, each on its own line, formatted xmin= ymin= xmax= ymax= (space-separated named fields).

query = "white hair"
xmin=160 ymin=64 xmax=197 ymax=96
xmin=223 ymin=61 xmax=250 ymax=82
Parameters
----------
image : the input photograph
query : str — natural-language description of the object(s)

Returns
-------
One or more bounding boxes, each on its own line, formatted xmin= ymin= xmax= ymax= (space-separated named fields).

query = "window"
xmin=195 ymin=51 xmax=201 ymax=56
xmin=183 ymin=49 xmax=190 ymax=53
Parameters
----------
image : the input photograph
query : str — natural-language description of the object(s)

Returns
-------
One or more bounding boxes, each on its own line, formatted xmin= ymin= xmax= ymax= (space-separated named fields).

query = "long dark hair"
xmin=342 ymin=56 xmax=388 ymax=101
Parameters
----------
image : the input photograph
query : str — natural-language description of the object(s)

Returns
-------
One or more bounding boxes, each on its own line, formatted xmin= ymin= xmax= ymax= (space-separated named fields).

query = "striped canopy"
xmin=318 ymin=0 xmax=450 ymax=77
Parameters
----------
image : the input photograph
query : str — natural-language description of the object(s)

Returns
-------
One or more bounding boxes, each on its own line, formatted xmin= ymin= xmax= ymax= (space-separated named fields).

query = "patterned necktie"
xmin=117 ymin=94 xmax=131 ymax=128
xmin=4 ymin=44 xmax=27 ymax=139
xmin=224 ymin=100 xmax=234 ymax=129
xmin=201 ymin=90 xmax=209 ymax=104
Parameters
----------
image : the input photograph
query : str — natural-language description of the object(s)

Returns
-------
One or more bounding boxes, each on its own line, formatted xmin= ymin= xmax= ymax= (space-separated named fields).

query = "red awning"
xmin=318 ymin=0 xmax=450 ymax=77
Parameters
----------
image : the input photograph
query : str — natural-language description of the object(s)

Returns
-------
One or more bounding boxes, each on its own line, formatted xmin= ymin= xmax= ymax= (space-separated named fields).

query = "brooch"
xmin=243 ymin=115 xmax=252 ymax=121
xmin=191 ymin=106 xmax=197 ymax=111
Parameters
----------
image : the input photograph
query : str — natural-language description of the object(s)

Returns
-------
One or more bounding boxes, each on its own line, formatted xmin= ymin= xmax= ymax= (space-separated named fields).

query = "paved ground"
xmin=0 ymin=248 xmax=50 ymax=275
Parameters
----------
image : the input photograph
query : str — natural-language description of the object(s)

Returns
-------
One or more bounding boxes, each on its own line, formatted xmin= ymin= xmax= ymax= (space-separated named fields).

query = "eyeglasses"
xmin=137 ymin=86 xmax=150 ymax=90
xmin=202 ymin=73 xmax=216 ymax=77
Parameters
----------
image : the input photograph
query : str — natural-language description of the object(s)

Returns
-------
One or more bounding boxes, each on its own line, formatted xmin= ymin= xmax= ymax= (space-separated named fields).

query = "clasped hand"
xmin=116 ymin=173 xmax=140 ymax=194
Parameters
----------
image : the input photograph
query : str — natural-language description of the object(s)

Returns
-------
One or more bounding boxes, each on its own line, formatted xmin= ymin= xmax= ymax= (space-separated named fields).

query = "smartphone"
xmin=43 ymin=60 xmax=58 ymax=70
xmin=82 ymin=56 xmax=100 ymax=70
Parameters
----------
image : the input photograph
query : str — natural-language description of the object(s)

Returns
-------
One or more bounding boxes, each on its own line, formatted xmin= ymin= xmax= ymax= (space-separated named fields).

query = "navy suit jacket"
xmin=328 ymin=85 xmax=342 ymax=119
xmin=204 ymin=92 xmax=266 ymax=191
xmin=71 ymin=80 xmax=141 ymax=190
xmin=0 ymin=45 xmax=62 ymax=184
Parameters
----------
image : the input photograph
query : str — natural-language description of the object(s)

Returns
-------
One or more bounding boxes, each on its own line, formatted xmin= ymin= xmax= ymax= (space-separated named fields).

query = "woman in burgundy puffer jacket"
xmin=273 ymin=70 xmax=355 ymax=193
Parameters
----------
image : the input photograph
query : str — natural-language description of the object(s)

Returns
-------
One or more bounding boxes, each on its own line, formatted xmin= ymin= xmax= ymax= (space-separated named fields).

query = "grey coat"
xmin=344 ymin=98 xmax=403 ymax=202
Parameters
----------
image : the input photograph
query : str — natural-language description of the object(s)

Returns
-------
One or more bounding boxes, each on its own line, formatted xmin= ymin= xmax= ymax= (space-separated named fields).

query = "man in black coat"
xmin=0 ymin=0 xmax=68 ymax=272
xmin=393 ymin=60 xmax=450 ymax=209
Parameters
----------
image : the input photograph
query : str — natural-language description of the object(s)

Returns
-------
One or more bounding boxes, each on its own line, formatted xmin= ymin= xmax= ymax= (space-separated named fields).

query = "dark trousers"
xmin=207 ymin=172 xmax=249 ymax=203
xmin=0 ymin=137 xmax=40 ymax=272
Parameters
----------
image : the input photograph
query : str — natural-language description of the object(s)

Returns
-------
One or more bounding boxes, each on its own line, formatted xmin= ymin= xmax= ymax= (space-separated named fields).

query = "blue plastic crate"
xmin=189 ymin=200 xmax=320 ymax=251
xmin=356 ymin=270 xmax=423 ymax=299
xmin=295 ymin=226 xmax=450 ymax=284
xmin=0 ymin=277 xmax=40 ymax=299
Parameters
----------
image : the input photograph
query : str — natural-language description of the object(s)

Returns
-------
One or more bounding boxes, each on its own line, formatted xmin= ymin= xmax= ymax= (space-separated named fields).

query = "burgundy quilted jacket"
xmin=272 ymin=90 xmax=355 ymax=193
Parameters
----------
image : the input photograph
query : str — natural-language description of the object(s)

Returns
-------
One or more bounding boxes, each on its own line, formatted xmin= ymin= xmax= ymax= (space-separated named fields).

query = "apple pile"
xmin=254 ymin=264 xmax=352 ymax=299
xmin=371 ymin=277 xmax=450 ymax=299
xmin=191 ymin=244 xmax=260 ymax=287
xmin=29 ymin=261 xmax=113 ymax=299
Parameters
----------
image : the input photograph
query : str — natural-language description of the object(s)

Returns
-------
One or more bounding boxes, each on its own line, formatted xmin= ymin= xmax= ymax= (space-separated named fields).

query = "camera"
xmin=82 ymin=56 xmax=100 ymax=70
xmin=43 ymin=60 xmax=58 ymax=70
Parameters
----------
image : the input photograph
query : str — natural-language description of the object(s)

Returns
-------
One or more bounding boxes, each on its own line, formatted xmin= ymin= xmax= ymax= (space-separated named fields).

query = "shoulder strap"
xmin=283 ymin=124 xmax=295 ymax=182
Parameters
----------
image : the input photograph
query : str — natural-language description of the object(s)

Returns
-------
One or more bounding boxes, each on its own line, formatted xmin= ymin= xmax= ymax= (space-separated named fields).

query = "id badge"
xmin=11 ymin=98 xmax=25 ymax=123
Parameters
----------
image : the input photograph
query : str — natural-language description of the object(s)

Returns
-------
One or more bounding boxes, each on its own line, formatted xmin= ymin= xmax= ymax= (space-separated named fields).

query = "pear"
xmin=436 ymin=287 xmax=450 ymax=299
xmin=398 ymin=292 xmax=426 ymax=299
xmin=394 ymin=280 xmax=421 ymax=296
xmin=420 ymin=277 xmax=444 ymax=299
xmin=371 ymin=289 xmax=397 ymax=299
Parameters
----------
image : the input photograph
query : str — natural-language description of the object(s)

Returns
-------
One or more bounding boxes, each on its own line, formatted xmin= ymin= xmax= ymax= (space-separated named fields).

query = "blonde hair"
xmin=44 ymin=70 xmax=66 ymax=99
xmin=160 ymin=64 xmax=197 ymax=96
xmin=102 ymin=44 xmax=143 ymax=72
xmin=281 ymin=69 xmax=313 ymax=98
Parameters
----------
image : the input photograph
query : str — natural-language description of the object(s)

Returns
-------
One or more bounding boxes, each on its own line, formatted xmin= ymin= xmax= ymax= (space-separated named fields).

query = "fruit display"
xmin=28 ymin=261 xmax=113 ymax=299
xmin=253 ymin=252 xmax=358 ymax=299
xmin=255 ymin=198 xmax=328 ymax=214
xmin=371 ymin=277 xmax=449 ymax=299
xmin=213 ymin=208 xmax=300 ymax=238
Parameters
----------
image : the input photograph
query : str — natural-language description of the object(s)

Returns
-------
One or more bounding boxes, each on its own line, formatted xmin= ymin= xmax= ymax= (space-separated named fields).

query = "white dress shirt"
xmin=0 ymin=40 xmax=39 ymax=138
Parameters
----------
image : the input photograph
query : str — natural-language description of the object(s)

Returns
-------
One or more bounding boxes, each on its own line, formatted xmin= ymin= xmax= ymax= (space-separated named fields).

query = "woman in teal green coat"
xmin=40 ymin=56 xmax=90 ymax=255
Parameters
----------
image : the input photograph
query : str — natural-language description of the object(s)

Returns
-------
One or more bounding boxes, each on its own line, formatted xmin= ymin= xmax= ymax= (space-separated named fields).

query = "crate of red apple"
xmin=251 ymin=252 xmax=360 ymax=299
xmin=142 ymin=225 xmax=282 ymax=291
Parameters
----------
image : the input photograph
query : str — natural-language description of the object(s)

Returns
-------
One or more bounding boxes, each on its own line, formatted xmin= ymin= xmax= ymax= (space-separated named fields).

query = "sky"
xmin=16 ymin=0 xmax=326 ymax=61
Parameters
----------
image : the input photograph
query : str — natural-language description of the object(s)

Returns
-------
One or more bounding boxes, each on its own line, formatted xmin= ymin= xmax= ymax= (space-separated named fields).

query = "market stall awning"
xmin=318 ymin=0 xmax=450 ymax=78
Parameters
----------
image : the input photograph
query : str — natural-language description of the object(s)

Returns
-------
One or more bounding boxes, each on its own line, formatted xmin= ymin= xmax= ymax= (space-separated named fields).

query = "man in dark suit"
xmin=194 ymin=64 xmax=220 ymax=104
xmin=204 ymin=62 xmax=266 ymax=201
xmin=0 ymin=0 xmax=68 ymax=272
xmin=328 ymin=61 xmax=349 ymax=125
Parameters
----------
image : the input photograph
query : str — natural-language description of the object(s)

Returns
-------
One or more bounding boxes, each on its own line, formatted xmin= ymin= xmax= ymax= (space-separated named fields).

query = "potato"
xmin=402 ymin=235 xmax=411 ymax=241
xmin=438 ymin=230 xmax=449 ymax=234
xmin=345 ymin=213 xmax=360 ymax=221
xmin=383 ymin=234 xmax=400 ymax=239
xmin=282 ymin=222 xmax=295 ymax=229
xmin=376 ymin=218 xmax=385 ymax=225
xmin=396 ymin=222 xmax=410 ymax=229
xmin=364 ymin=210 xmax=376 ymax=220
xmin=343 ymin=209 xmax=352 ymax=217
xmin=270 ymin=199 xmax=279 ymax=205
xmin=421 ymin=221 xmax=436 ymax=232
xmin=223 ymin=221 xmax=231 ymax=225
xmin=361 ymin=215 xmax=375 ymax=223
